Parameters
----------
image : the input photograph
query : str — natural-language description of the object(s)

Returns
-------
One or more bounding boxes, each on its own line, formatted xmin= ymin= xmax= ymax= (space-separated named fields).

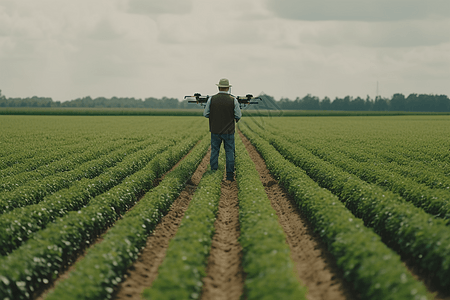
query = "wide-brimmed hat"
xmin=216 ymin=78 xmax=232 ymax=88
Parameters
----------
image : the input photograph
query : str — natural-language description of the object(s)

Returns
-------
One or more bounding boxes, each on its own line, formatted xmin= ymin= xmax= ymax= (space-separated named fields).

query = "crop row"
xmin=143 ymin=147 xmax=224 ymax=300
xmin=0 ymin=138 xmax=133 ymax=192
xmin=234 ymin=135 xmax=307 ymax=300
xmin=0 ymin=139 xmax=99 ymax=179
xmin=145 ymin=134 xmax=308 ymax=300
xmin=308 ymin=142 xmax=450 ymax=220
xmin=265 ymin=117 xmax=450 ymax=175
xmin=0 ymin=115 xmax=136 ymax=163
xmin=267 ymin=129 xmax=450 ymax=220
xmin=244 ymin=120 xmax=450 ymax=290
xmin=0 ymin=131 xmax=96 ymax=171
xmin=0 ymin=132 xmax=205 ymax=300
xmin=44 ymin=136 xmax=211 ymax=300
xmin=323 ymin=142 xmax=450 ymax=191
xmin=0 ymin=137 xmax=163 ymax=214
xmin=365 ymin=158 xmax=450 ymax=192
xmin=274 ymin=123 xmax=450 ymax=192
xmin=0 ymin=116 xmax=206 ymax=173
xmin=300 ymin=132 xmax=450 ymax=189
xmin=45 ymin=134 xmax=308 ymax=300
xmin=0 ymin=148 xmax=41 ymax=170
xmin=239 ymin=122 xmax=432 ymax=300
xmin=0 ymin=138 xmax=176 ymax=255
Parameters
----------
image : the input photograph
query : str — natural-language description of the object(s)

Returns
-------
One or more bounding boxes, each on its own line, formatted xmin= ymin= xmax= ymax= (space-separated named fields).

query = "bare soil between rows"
xmin=113 ymin=149 xmax=211 ymax=299
xmin=239 ymin=131 xmax=359 ymax=300
xmin=34 ymin=143 xmax=206 ymax=300
xmin=200 ymin=175 xmax=244 ymax=300
xmin=35 ymin=133 xmax=447 ymax=300
xmin=114 ymin=149 xmax=245 ymax=300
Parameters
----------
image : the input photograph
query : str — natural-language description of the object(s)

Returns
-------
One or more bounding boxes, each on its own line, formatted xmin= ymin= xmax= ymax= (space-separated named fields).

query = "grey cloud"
xmin=266 ymin=0 xmax=450 ymax=22
xmin=0 ymin=1 xmax=15 ymax=15
xmin=127 ymin=0 xmax=193 ymax=15
xmin=299 ymin=20 xmax=450 ymax=48
xmin=154 ymin=12 xmax=269 ymax=46
xmin=0 ymin=17 xmax=9 ymax=37
xmin=157 ymin=22 xmax=265 ymax=45
xmin=88 ymin=18 xmax=123 ymax=40
xmin=69 ymin=41 xmax=144 ymax=84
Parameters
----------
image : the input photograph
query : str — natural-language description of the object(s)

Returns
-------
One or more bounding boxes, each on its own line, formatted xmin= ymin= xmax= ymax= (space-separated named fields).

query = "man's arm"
xmin=203 ymin=96 xmax=212 ymax=118
xmin=234 ymin=98 xmax=242 ymax=122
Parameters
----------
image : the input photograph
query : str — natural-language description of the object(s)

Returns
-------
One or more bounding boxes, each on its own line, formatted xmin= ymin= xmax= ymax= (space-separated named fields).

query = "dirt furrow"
xmin=200 ymin=178 xmax=244 ymax=300
xmin=35 ymin=146 xmax=209 ymax=300
xmin=112 ymin=150 xmax=210 ymax=299
xmin=239 ymin=131 xmax=358 ymax=300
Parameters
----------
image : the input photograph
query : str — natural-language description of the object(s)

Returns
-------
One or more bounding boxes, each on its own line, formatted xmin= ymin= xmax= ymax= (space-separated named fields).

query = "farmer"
xmin=203 ymin=78 xmax=242 ymax=181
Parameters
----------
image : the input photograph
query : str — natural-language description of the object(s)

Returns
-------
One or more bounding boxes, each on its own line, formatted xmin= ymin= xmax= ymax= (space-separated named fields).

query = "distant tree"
xmin=161 ymin=97 xmax=179 ymax=109
xmin=320 ymin=97 xmax=331 ymax=110
xmin=1 ymin=92 xmax=448 ymax=112
xmin=416 ymin=94 xmax=430 ymax=112
xmin=364 ymin=96 xmax=374 ymax=110
xmin=373 ymin=97 xmax=389 ymax=111
xmin=435 ymin=95 xmax=450 ymax=112
xmin=259 ymin=94 xmax=280 ymax=110
xmin=406 ymin=94 xmax=419 ymax=111
xmin=331 ymin=96 xmax=351 ymax=111
xmin=0 ymin=90 xmax=6 ymax=107
xmin=277 ymin=97 xmax=294 ymax=110
xmin=330 ymin=97 xmax=342 ymax=110
xmin=300 ymin=94 xmax=320 ymax=110
xmin=390 ymin=93 xmax=407 ymax=111
xmin=350 ymin=97 xmax=366 ymax=111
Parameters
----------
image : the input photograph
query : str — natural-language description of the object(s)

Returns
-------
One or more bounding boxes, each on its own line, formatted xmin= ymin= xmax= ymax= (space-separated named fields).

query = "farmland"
xmin=1 ymin=114 xmax=450 ymax=300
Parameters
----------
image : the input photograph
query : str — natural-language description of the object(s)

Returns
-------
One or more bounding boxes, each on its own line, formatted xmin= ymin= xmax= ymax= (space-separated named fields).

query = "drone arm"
xmin=187 ymin=93 xmax=261 ymax=109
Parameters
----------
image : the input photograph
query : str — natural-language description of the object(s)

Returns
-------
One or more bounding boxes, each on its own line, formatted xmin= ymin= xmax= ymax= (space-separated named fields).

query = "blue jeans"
xmin=210 ymin=133 xmax=235 ymax=176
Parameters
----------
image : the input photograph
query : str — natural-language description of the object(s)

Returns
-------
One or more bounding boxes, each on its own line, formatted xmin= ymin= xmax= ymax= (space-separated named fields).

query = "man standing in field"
xmin=203 ymin=78 xmax=242 ymax=181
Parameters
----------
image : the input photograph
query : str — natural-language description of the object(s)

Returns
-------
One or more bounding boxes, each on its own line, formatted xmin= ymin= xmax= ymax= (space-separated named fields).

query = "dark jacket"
xmin=208 ymin=93 xmax=236 ymax=134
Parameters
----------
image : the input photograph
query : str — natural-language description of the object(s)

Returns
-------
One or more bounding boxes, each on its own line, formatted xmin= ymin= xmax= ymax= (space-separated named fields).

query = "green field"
xmin=1 ymin=115 xmax=449 ymax=300
xmin=2 ymin=107 xmax=450 ymax=117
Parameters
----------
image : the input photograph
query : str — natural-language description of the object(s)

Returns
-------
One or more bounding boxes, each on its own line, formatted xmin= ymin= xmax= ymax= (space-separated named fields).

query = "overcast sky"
xmin=1 ymin=0 xmax=449 ymax=102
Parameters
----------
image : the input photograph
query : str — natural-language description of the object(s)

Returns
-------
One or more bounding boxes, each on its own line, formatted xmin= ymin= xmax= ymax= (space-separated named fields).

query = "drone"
xmin=184 ymin=93 xmax=262 ymax=109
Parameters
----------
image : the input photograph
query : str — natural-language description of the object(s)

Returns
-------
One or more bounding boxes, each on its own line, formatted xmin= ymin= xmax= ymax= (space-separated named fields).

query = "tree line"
xmin=0 ymin=93 xmax=192 ymax=109
xmin=1 ymin=89 xmax=449 ymax=112
xmin=260 ymin=94 xmax=450 ymax=112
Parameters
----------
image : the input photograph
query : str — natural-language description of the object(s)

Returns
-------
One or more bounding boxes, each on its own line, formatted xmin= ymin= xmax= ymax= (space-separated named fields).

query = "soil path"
xmin=200 ymin=177 xmax=244 ymax=300
xmin=112 ymin=149 xmax=211 ymax=299
xmin=35 ymin=146 xmax=210 ymax=300
xmin=239 ymin=131 xmax=358 ymax=300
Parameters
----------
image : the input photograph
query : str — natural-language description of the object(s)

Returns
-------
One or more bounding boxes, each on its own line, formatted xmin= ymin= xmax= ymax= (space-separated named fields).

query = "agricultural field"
xmin=0 ymin=114 xmax=450 ymax=300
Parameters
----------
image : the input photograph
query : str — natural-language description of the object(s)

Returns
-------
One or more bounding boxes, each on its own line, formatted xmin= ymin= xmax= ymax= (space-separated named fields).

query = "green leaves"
xmin=0 ymin=140 xmax=172 ymax=255
xmin=240 ymin=121 xmax=432 ymax=300
xmin=143 ymin=149 xmax=223 ymax=300
xmin=235 ymin=135 xmax=307 ymax=300
xmin=45 ymin=136 xmax=210 ymax=300
xmin=0 ymin=132 xmax=207 ymax=300
xmin=248 ymin=118 xmax=450 ymax=290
